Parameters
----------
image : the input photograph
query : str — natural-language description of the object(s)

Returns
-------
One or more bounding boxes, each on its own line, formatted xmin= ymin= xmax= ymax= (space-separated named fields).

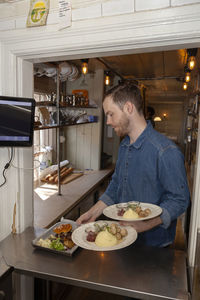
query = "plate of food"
xmin=103 ymin=202 xmax=162 ymax=222
xmin=71 ymin=220 xmax=137 ymax=251
xmin=32 ymin=220 xmax=78 ymax=256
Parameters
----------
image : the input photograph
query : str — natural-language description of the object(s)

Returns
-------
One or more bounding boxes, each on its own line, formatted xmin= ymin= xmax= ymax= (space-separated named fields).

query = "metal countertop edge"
xmin=13 ymin=266 xmax=187 ymax=300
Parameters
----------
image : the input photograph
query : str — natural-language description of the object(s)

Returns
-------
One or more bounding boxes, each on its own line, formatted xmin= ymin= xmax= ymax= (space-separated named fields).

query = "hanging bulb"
xmin=185 ymin=72 xmax=191 ymax=82
xmin=183 ymin=82 xmax=188 ymax=90
xmin=188 ymin=56 xmax=195 ymax=70
xmin=105 ymin=75 xmax=110 ymax=85
xmin=82 ymin=62 xmax=88 ymax=75
xmin=163 ymin=113 xmax=167 ymax=119
xmin=81 ymin=59 xmax=88 ymax=75
xmin=105 ymin=71 xmax=111 ymax=86
xmin=105 ymin=73 xmax=110 ymax=86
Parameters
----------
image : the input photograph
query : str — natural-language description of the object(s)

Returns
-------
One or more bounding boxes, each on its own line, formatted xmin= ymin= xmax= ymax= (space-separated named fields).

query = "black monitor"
xmin=0 ymin=96 xmax=35 ymax=147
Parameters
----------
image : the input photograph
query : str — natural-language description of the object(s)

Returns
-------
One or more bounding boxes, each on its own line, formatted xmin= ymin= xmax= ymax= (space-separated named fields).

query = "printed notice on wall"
xmin=59 ymin=0 xmax=72 ymax=30
xmin=26 ymin=0 xmax=49 ymax=27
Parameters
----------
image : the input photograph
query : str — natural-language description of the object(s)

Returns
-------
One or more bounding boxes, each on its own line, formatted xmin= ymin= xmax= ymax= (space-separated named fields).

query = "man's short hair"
xmin=104 ymin=81 xmax=143 ymax=114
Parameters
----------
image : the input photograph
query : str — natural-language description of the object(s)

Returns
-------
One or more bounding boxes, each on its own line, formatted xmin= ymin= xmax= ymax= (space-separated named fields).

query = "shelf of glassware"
xmin=34 ymin=101 xmax=98 ymax=130
xmin=35 ymin=101 xmax=98 ymax=109
xmin=34 ymin=121 xmax=97 ymax=131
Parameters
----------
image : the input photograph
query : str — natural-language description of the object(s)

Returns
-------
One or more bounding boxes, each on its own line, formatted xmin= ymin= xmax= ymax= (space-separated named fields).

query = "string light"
xmin=185 ymin=72 xmax=191 ymax=82
xmin=187 ymin=48 xmax=197 ymax=70
xmin=188 ymin=56 xmax=195 ymax=70
xmin=183 ymin=82 xmax=188 ymax=90
xmin=104 ymin=71 xmax=110 ymax=86
xmin=81 ymin=59 xmax=89 ymax=75
xmin=182 ymin=49 xmax=197 ymax=91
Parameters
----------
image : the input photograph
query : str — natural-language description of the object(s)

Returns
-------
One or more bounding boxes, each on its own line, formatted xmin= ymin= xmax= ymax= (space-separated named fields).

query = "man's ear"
xmin=124 ymin=101 xmax=134 ymax=114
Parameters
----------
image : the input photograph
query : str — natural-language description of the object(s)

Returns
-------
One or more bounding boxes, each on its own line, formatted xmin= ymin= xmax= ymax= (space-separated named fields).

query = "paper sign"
xmin=26 ymin=0 xmax=49 ymax=27
xmin=58 ymin=0 xmax=72 ymax=30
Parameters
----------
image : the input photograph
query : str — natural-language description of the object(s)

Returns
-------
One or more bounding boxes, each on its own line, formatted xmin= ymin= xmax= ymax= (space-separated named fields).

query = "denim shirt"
xmin=100 ymin=121 xmax=190 ymax=247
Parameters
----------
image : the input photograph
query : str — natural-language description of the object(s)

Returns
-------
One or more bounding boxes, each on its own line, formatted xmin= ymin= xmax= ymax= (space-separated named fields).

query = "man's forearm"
xmin=89 ymin=200 xmax=108 ymax=219
xmin=120 ymin=216 xmax=162 ymax=233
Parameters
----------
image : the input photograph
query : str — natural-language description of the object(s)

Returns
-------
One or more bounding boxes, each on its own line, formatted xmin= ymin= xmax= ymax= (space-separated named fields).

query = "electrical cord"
xmin=11 ymin=159 xmax=40 ymax=170
xmin=8 ymin=147 xmax=40 ymax=170
xmin=0 ymin=147 xmax=14 ymax=188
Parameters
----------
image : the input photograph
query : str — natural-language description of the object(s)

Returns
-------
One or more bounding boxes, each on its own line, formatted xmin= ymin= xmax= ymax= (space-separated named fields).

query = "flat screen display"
xmin=0 ymin=96 xmax=35 ymax=147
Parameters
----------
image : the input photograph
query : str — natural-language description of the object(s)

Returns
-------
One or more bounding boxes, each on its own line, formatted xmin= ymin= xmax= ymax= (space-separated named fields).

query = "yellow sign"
xmin=27 ymin=0 xmax=49 ymax=27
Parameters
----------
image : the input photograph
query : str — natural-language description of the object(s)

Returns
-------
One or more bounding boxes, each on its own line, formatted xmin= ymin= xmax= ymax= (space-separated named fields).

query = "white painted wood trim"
xmin=188 ymin=112 xmax=200 ymax=266
xmin=0 ymin=2 xmax=200 ymax=267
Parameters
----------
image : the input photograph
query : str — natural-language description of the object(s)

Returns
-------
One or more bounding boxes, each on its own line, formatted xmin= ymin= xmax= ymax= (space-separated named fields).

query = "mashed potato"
xmin=95 ymin=229 xmax=118 ymax=247
xmin=37 ymin=238 xmax=51 ymax=248
xmin=123 ymin=208 xmax=139 ymax=219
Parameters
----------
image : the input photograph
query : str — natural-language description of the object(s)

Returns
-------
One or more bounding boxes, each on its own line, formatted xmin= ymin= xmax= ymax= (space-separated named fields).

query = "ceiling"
xmin=35 ymin=48 xmax=200 ymax=105
xmin=91 ymin=49 xmax=200 ymax=104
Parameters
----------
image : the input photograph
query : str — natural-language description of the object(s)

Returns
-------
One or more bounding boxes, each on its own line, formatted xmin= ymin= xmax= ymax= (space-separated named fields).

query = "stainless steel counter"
xmin=0 ymin=227 xmax=189 ymax=300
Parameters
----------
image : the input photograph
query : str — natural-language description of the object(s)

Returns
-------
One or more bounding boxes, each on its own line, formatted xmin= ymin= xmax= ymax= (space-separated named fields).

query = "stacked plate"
xmin=44 ymin=67 xmax=57 ymax=78
xmin=67 ymin=64 xmax=79 ymax=81
xmin=59 ymin=62 xmax=79 ymax=82
xmin=34 ymin=62 xmax=79 ymax=82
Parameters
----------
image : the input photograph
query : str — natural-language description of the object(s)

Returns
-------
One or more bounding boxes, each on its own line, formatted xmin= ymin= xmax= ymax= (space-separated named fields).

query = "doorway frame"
xmin=1 ymin=5 xmax=200 ymax=267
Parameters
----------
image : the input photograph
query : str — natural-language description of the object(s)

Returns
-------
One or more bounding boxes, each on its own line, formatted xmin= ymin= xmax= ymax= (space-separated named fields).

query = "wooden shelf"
xmin=34 ymin=121 xmax=97 ymax=131
xmin=35 ymin=101 xmax=56 ymax=107
xmin=35 ymin=101 xmax=98 ymax=109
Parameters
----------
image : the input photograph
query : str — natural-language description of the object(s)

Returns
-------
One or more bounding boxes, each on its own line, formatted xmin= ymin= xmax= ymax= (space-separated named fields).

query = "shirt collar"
xmin=121 ymin=121 xmax=153 ymax=149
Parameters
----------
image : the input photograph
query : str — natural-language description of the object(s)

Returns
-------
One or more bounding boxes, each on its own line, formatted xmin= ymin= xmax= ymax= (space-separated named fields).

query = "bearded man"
xmin=77 ymin=82 xmax=190 ymax=247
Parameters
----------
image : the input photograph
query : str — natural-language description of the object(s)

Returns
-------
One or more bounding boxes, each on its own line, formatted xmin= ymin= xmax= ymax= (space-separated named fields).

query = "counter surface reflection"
xmin=0 ymin=227 xmax=189 ymax=300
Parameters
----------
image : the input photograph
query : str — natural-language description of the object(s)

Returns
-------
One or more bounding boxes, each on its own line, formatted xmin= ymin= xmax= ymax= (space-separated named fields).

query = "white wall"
xmin=0 ymin=0 xmax=200 ymax=268
xmin=150 ymin=102 xmax=185 ymax=143
xmin=64 ymin=68 xmax=104 ymax=170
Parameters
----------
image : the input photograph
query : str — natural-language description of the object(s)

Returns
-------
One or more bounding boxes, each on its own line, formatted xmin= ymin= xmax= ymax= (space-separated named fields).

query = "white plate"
xmin=103 ymin=202 xmax=162 ymax=221
xmin=71 ymin=220 xmax=137 ymax=251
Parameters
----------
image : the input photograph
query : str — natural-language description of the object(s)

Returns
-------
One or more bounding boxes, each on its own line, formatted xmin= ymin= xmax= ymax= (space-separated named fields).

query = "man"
xmin=77 ymin=82 xmax=190 ymax=247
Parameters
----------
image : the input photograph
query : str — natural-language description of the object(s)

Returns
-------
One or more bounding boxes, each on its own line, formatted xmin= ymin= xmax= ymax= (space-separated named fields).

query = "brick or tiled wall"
xmin=72 ymin=3 xmax=101 ymax=21
xmin=102 ymin=0 xmax=134 ymax=16
xmin=172 ymin=0 xmax=200 ymax=5
xmin=135 ymin=0 xmax=170 ymax=11
xmin=1 ymin=0 xmax=200 ymax=31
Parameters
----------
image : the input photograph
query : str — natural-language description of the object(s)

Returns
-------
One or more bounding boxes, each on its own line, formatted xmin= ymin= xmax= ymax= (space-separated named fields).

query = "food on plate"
xmin=53 ymin=223 xmax=72 ymax=234
xmin=95 ymin=229 xmax=117 ymax=247
xmin=117 ymin=202 xmax=151 ymax=219
xmin=85 ymin=222 xmax=128 ymax=248
xmin=123 ymin=208 xmax=139 ymax=220
xmin=37 ymin=237 xmax=52 ymax=248
xmin=36 ymin=223 xmax=75 ymax=251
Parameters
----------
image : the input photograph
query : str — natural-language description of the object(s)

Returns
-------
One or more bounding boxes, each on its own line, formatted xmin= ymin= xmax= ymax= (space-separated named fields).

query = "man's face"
xmin=103 ymin=96 xmax=129 ymax=137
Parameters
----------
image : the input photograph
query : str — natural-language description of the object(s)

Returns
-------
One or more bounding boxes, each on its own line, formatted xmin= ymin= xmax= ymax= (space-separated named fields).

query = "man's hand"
xmin=76 ymin=200 xmax=107 ymax=225
xmin=76 ymin=210 xmax=96 ymax=225
xmin=120 ymin=216 xmax=162 ymax=233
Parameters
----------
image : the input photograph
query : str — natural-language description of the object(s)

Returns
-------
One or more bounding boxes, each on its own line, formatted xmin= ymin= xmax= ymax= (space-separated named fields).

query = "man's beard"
xmin=114 ymin=114 xmax=130 ymax=137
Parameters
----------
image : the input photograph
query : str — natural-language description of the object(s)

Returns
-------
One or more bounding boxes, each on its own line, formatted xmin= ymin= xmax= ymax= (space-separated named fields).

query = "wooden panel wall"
xmin=64 ymin=123 xmax=100 ymax=170
xmin=64 ymin=68 xmax=104 ymax=170
xmin=152 ymin=103 xmax=185 ymax=144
